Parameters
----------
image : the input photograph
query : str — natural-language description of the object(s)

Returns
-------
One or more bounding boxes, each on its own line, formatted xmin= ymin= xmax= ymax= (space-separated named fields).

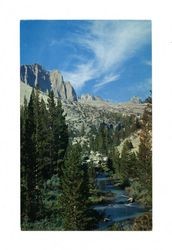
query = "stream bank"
xmin=93 ymin=173 xmax=149 ymax=230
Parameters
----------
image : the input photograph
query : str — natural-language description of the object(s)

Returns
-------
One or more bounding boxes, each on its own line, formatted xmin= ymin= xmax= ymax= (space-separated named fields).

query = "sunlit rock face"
xmin=20 ymin=64 xmax=77 ymax=101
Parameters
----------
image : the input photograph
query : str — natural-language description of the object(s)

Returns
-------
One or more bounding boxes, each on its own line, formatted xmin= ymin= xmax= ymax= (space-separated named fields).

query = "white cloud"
xmin=94 ymin=74 xmax=120 ymax=91
xmin=83 ymin=21 xmax=151 ymax=70
xmin=63 ymin=21 xmax=151 ymax=90
xmin=62 ymin=61 xmax=96 ymax=89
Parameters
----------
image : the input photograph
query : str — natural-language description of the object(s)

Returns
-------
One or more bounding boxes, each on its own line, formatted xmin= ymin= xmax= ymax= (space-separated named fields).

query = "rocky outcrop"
xmin=20 ymin=64 xmax=77 ymax=101
xmin=50 ymin=70 xmax=77 ymax=101
xmin=79 ymin=93 xmax=103 ymax=102
xmin=50 ymin=70 xmax=66 ymax=99
xmin=64 ymin=81 xmax=77 ymax=101
xmin=130 ymin=96 xmax=142 ymax=104
xmin=20 ymin=64 xmax=51 ymax=92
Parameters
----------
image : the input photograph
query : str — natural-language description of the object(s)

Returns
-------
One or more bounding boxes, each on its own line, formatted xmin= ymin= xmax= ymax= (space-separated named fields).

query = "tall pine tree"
xmin=58 ymin=144 xmax=90 ymax=230
xmin=21 ymin=97 xmax=28 ymax=222
xmin=137 ymin=104 xmax=152 ymax=206
xmin=47 ymin=91 xmax=68 ymax=179
xmin=24 ymin=89 xmax=42 ymax=222
xmin=108 ymin=147 xmax=120 ymax=175
xmin=120 ymin=140 xmax=137 ymax=182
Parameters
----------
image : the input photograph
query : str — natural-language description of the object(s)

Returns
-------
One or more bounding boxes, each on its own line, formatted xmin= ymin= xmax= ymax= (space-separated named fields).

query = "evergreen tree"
xmin=46 ymin=90 xmax=57 ymax=177
xmin=21 ymin=89 xmax=45 ymax=222
xmin=108 ymin=147 xmax=120 ymax=175
xmin=21 ymin=88 xmax=69 ymax=226
xmin=33 ymin=86 xmax=44 ymax=218
xmin=21 ymin=97 xmax=28 ymax=222
xmin=47 ymin=91 xmax=68 ymax=179
xmin=37 ymin=98 xmax=50 ymax=181
xmin=144 ymin=91 xmax=152 ymax=104
xmin=58 ymin=144 xmax=90 ymax=230
xmin=56 ymin=99 xmax=68 ymax=178
xmin=137 ymin=104 xmax=152 ymax=206
xmin=24 ymin=89 xmax=42 ymax=222
xmin=113 ymin=130 xmax=121 ymax=146
xmin=120 ymin=140 xmax=137 ymax=182
xmin=95 ymin=123 xmax=109 ymax=154
xmin=87 ymin=160 xmax=97 ymax=193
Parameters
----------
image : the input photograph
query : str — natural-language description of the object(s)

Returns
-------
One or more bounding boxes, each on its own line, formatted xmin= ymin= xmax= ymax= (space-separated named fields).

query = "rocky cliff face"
xmin=64 ymin=81 xmax=77 ymax=102
xmin=20 ymin=64 xmax=77 ymax=101
xmin=20 ymin=64 xmax=50 ymax=92
xmin=79 ymin=93 xmax=104 ymax=102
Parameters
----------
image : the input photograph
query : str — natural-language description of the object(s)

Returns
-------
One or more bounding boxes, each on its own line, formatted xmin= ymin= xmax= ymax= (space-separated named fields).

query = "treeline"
xmin=21 ymin=87 xmax=96 ymax=230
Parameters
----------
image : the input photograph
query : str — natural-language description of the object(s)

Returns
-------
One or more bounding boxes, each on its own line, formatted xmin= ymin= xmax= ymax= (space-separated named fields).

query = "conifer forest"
xmin=21 ymin=86 xmax=152 ymax=231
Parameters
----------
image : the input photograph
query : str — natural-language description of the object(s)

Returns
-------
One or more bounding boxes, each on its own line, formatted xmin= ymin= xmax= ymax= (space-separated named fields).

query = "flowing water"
xmin=93 ymin=173 xmax=147 ymax=230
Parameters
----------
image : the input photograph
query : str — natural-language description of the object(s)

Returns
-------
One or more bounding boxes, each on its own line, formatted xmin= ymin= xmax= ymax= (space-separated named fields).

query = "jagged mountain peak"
xmin=79 ymin=93 xmax=104 ymax=102
xmin=20 ymin=64 xmax=77 ymax=101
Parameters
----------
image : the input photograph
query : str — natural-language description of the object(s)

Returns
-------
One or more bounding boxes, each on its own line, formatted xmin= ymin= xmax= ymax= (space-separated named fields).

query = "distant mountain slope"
xmin=20 ymin=81 xmax=146 ymax=137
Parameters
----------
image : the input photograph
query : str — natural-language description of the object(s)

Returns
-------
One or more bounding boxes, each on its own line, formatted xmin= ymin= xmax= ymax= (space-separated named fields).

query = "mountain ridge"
xmin=20 ymin=64 xmax=77 ymax=101
xmin=20 ymin=80 xmax=146 ymax=137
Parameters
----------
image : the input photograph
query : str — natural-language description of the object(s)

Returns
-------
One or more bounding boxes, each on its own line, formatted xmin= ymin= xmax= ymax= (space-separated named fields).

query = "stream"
xmin=93 ymin=173 xmax=147 ymax=230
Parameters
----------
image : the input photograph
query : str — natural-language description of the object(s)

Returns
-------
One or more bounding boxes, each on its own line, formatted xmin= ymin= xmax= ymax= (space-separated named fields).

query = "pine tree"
xmin=37 ymin=98 xmax=50 ymax=181
xmin=21 ymin=88 xmax=69 ymax=226
xmin=108 ymin=147 xmax=120 ymax=175
xmin=21 ymin=97 xmax=28 ymax=222
xmin=137 ymin=104 xmax=152 ymax=206
xmin=46 ymin=90 xmax=57 ymax=177
xmin=47 ymin=91 xmax=68 ymax=178
xmin=87 ymin=160 xmax=97 ymax=193
xmin=24 ymin=89 xmax=41 ymax=222
xmin=95 ymin=123 xmax=109 ymax=154
xmin=33 ymin=86 xmax=44 ymax=218
xmin=58 ymin=144 xmax=90 ymax=230
xmin=120 ymin=140 xmax=137 ymax=182
xmin=22 ymin=89 xmax=44 ymax=222
xmin=56 ymin=99 xmax=68 ymax=178
xmin=113 ymin=130 xmax=121 ymax=146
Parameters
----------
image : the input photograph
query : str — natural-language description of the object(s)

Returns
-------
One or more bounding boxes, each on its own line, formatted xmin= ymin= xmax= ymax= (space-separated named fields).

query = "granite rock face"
xmin=20 ymin=64 xmax=51 ymax=92
xmin=20 ymin=64 xmax=77 ymax=101
xmin=64 ymin=81 xmax=77 ymax=101
xmin=79 ymin=93 xmax=103 ymax=102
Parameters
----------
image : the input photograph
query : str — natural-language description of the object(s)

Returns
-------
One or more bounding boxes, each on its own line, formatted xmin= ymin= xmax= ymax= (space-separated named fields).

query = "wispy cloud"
xmin=94 ymin=74 xmax=120 ymax=91
xmin=62 ymin=61 xmax=95 ymax=89
xmin=63 ymin=21 xmax=151 ymax=90
xmin=81 ymin=21 xmax=151 ymax=70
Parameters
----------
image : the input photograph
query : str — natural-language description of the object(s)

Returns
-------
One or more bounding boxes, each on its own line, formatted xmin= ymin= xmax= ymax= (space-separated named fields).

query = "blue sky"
xmin=20 ymin=20 xmax=151 ymax=102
